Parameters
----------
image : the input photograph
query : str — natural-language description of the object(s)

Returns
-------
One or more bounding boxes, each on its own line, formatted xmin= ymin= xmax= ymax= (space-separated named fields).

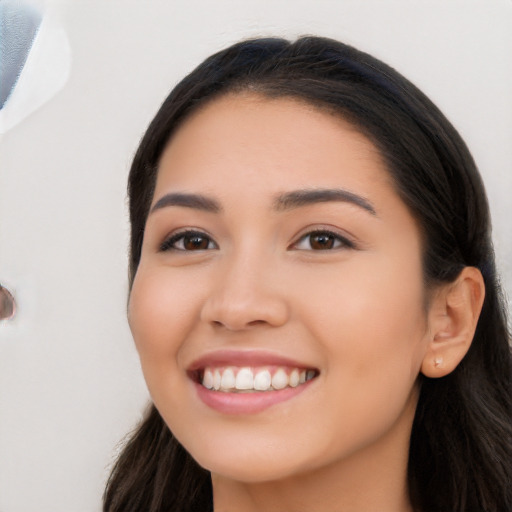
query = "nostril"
xmin=210 ymin=318 xmax=270 ymax=330
xmin=200 ymin=283 xmax=290 ymax=330
xmin=247 ymin=320 xmax=267 ymax=327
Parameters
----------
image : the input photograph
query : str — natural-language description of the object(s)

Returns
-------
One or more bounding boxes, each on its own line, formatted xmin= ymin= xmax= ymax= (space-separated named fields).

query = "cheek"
xmin=128 ymin=265 xmax=213 ymax=432
xmin=128 ymin=266 xmax=198 ymax=376
xmin=298 ymin=250 xmax=427 ymax=386
xmin=290 ymin=262 xmax=426 ymax=461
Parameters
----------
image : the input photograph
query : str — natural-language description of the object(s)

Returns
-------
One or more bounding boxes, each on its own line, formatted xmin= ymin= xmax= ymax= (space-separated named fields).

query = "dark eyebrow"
xmin=150 ymin=193 xmax=222 ymax=214
xmin=274 ymin=188 xmax=377 ymax=216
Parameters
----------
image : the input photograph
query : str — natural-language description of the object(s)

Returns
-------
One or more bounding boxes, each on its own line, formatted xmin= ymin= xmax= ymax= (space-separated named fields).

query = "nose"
xmin=200 ymin=253 xmax=289 ymax=331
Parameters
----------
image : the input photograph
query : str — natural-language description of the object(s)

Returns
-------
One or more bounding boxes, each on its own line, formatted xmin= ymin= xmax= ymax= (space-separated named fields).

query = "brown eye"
xmin=309 ymin=233 xmax=336 ymax=250
xmin=160 ymin=230 xmax=217 ymax=252
xmin=183 ymin=233 xmax=210 ymax=250
xmin=292 ymin=230 xmax=354 ymax=251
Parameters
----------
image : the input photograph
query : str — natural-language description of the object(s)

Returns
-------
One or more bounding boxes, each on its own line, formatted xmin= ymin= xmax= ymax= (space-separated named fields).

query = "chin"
xmin=185 ymin=439 xmax=311 ymax=483
xmin=206 ymin=459 xmax=304 ymax=483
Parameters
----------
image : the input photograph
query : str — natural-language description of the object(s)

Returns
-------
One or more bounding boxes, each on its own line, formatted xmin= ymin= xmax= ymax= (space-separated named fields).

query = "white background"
xmin=0 ymin=1 xmax=510 ymax=511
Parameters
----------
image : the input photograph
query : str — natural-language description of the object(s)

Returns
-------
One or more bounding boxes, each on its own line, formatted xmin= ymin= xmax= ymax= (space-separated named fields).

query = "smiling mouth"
xmin=194 ymin=366 xmax=318 ymax=393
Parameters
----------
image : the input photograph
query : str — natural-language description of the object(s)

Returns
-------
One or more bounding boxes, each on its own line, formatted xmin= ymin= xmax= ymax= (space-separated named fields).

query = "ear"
xmin=421 ymin=266 xmax=485 ymax=378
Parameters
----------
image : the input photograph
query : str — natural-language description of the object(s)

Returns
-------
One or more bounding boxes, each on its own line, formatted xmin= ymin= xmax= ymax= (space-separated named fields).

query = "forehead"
xmin=156 ymin=93 xmax=393 ymax=196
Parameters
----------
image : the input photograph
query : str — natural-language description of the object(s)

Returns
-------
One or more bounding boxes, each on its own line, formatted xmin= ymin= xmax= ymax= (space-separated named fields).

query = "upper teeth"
xmin=201 ymin=366 xmax=315 ymax=392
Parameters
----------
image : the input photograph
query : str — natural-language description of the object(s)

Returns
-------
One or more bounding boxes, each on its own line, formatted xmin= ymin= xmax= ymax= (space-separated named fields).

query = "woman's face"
xmin=129 ymin=94 xmax=432 ymax=482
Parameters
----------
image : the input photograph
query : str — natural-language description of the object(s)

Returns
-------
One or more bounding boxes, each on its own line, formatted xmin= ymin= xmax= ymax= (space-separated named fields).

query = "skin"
xmin=129 ymin=93 xmax=460 ymax=512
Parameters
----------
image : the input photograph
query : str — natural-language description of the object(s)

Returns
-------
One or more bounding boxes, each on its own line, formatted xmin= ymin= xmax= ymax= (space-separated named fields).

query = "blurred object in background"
xmin=0 ymin=0 xmax=43 ymax=109
xmin=0 ymin=0 xmax=71 ymax=134
xmin=0 ymin=284 xmax=16 ymax=321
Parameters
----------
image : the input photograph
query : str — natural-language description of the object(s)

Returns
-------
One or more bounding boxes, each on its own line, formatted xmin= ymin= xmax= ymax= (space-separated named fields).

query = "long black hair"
xmin=104 ymin=36 xmax=511 ymax=512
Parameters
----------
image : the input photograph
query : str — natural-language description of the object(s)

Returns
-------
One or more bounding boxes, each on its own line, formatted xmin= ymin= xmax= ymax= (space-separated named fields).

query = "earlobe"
xmin=421 ymin=266 xmax=485 ymax=378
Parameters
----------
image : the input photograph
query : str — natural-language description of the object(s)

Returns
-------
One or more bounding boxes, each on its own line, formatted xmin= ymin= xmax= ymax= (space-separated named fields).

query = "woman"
xmin=104 ymin=37 xmax=511 ymax=512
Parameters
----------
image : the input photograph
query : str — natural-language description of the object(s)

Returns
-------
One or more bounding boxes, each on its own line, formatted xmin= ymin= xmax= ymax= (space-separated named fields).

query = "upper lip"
xmin=187 ymin=349 xmax=317 ymax=371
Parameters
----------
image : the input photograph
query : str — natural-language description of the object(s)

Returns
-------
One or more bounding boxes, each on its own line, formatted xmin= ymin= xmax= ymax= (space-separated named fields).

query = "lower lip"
xmin=194 ymin=380 xmax=313 ymax=415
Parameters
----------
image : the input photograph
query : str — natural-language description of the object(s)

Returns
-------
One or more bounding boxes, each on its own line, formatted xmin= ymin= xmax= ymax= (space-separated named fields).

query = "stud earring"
xmin=434 ymin=356 xmax=444 ymax=368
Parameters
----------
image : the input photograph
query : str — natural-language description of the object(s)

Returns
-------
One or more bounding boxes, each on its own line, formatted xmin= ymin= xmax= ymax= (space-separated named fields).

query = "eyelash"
xmin=291 ymin=229 xmax=355 ymax=251
xmin=159 ymin=228 xmax=355 ymax=252
xmin=159 ymin=230 xmax=218 ymax=252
